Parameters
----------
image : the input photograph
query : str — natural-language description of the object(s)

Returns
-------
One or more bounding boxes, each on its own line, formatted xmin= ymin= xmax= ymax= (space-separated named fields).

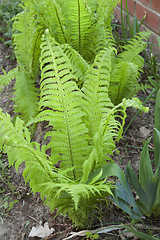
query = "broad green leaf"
xmin=139 ymin=138 xmax=153 ymax=191
xmin=113 ymin=181 xmax=142 ymax=219
xmin=154 ymin=89 xmax=160 ymax=168
xmin=87 ymin=163 xmax=125 ymax=185
xmin=126 ymin=162 xmax=148 ymax=206
xmin=123 ymin=224 xmax=159 ymax=240
xmin=126 ymin=162 xmax=158 ymax=216
xmin=154 ymin=128 xmax=160 ymax=169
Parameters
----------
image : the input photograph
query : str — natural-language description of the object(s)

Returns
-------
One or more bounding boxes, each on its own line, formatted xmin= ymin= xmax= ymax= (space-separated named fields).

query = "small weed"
xmin=85 ymin=232 xmax=99 ymax=240
xmin=0 ymin=154 xmax=19 ymax=223
xmin=0 ymin=196 xmax=18 ymax=223
xmin=0 ymin=154 xmax=15 ymax=193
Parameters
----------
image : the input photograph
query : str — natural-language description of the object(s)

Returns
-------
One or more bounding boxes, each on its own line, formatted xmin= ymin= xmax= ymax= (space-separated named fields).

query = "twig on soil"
xmin=27 ymin=215 xmax=40 ymax=224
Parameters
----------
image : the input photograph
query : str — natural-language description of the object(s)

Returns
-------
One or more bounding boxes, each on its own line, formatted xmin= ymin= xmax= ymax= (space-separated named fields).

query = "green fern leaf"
xmin=118 ymin=31 xmax=150 ymax=69
xmin=62 ymin=0 xmax=92 ymax=55
xmin=100 ymin=0 xmax=120 ymax=26
xmin=13 ymin=10 xmax=42 ymax=77
xmin=0 ymin=67 xmax=18 ymax=90
xmin=109 ymin=62 xmax=140 ymax=105
xmin=61 ymin=44 xmax=89 ymax=86
xmin=0 ymin=109 xmax=71 ymax=193
xmin=81 ymin=104 xmax=126 ymax=183
xmin=94 ymin=25 xmax=116 ymax=54
xmin=82 ymin=98 xmax=149 ymax=183
xmin=13 ymin=71 xmax=39 ymax=122
xmin=39 ymin=179 xmax=113 ymax=227
xmin=87 ymin=0 xmax=119 ymax=25
xmin=37 ymin=31 xmax=89 ymax=180
xmin=82 ymin=48 xmax=114 ymax=138
xmin=32 ymin=0 xmax=69 ymax=44
xmin=109 ymin=32 xmax=150 ymax=105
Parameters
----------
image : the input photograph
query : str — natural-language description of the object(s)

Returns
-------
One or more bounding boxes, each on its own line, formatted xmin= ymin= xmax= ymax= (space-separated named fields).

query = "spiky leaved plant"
xmin=0 ymin=29 xmax=148 ymax=227
xmin=0 ymin=0 xmax=149 ymax=123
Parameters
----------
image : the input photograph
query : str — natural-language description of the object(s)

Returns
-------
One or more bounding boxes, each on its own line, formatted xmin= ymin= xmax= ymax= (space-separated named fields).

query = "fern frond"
xmin=94 ymin=24 xmax=116 ymax=54
xmin=118 ymin=31 xmax=150 ymax=69
xmin=80 ymin=21 xmax=116 ymax=61
xmin=32 ymin=0 xmax=69 ymax=44
xmin=13 ymin=10 xmax=42 ymax=76
xmin=37 ymin=31 xmax=89 ymax=180
xmin=0 ymin=67 xmax=18 ymax=90
xmin=109 ymin=62 xmax=140 ymax=105
xmin=108 ymin=32 xmax=150 ymax=105
xmin=87 ymin=0 xmax=119 ymax=25
xmin=61 ymin=44 xmax=89 ymax=86
xmin=82 ymin=98 xmax=149 ymax=183
xmin=13 ymin=71 xmax=39 ymax=122
xmin=0 ymin=110 xmax=51 ymax=179
xmin=30 ymin=30 xmax=42 ymax=79
xmin=82 ymin=48 xmax=114 ymax=138
xmin=101 ymin=0 xmax=119 ymax=26
xmin=81 ymin=105 xmax=126 ymax=183
xmin=86 ymin=0 xmax=118 ymax=51
xmin=0 ymin=109 xmax=103 ymax=227
xmin=62 ymin=0 xmax=92 ymax=55
xmin=39 ymin=179 xmax=113 ymax=227
xmin=0 ymin=109 xmax=73 ymax=195
xmin=0 ymin=97 xmax=148 ymax=227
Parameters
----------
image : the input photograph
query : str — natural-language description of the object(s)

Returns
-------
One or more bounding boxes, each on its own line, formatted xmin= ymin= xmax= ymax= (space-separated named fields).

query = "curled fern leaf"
xmin=82 ymin=98 xmax=149 ymax=183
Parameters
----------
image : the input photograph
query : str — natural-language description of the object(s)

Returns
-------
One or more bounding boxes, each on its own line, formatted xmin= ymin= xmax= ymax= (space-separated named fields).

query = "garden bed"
xmin=0 ymin=39 xmax=160 ymax=240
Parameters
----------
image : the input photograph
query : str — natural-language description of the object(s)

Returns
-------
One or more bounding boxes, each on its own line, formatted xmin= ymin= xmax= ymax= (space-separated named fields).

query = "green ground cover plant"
xmin=0 ymin=0 xmax=151 ymax=228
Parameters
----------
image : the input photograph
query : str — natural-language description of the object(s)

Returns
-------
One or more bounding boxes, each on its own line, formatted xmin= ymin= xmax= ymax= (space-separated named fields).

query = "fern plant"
xmin=0 ymin=28 xmax=149 ymax=226
xmin=0 ymin=0 xmax=150 ymax=226
xmin=0 ymin=0 xmax=150 ymax=123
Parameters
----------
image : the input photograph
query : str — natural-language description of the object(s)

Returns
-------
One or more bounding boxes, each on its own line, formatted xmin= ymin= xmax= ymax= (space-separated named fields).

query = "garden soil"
xmin=0 ymin=43 xmax=160 ymax=240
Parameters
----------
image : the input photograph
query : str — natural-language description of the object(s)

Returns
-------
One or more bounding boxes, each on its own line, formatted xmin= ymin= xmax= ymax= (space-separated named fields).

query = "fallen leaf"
xmin=140 ymin=126 xmax=151 ymax=139
xmin=63 ymin=224 xmax=124 ymax=240
xmin=29 ymin=222 xmax=54 ymax=238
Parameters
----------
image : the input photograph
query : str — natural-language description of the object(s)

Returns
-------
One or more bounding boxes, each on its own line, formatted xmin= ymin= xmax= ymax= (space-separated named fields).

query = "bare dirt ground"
xmin=0 ymin=42 xmax=160 ymax=240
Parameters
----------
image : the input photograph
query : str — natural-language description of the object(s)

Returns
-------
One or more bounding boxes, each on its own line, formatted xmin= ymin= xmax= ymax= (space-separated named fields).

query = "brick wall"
xmin=114 ymin=0 xmax=160 ymax=52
